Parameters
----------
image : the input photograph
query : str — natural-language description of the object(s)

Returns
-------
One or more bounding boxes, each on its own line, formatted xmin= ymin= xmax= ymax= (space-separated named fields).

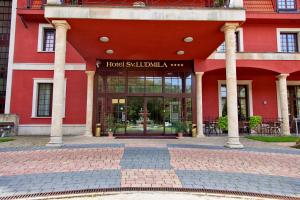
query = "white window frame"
xmin=37 ymin=24 xmax=55 ymax=52
xmin=276 ymin=28 xmax=300 ymax=53
xmin=32 ymin=78 xmax=67 ymax=118
xmin=217 ymin=80 xmax=253 ymax=117
xmin=216 ymin=27 xmax=244 ymax=53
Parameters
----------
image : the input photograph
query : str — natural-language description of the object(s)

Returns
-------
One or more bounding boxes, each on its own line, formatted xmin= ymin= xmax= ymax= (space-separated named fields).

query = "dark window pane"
xmin=185 ymin=75 xmax=192 ymax=93
xmin=277 ymin=0 xmax=296 ymax=9
xmin=128 ymin=77 xmax=145 ymax=93
xmin=280 ymin=33 xmax=298 ymax=53
xmin=43 ymin=29 xmax=55 ymax=52
xmin=165 ymin=76 xmax=182 ymax=93
xmin=145 ymin=76 xmax=162 ymax=93
xmin=37 ymin=83 xmax=53 ymax=117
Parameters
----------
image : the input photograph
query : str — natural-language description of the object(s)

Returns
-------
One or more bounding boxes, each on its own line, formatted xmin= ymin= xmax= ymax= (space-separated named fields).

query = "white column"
xmin=85 ymin=71 xmax=95 ymax=137
xmin=229 ymin=0 xmax=244 ymax=8
xmin=196 ymin=72 xmax=204 ymax=137
xmin=277 ymin=74 xmax=290 ymax=135
xmin=223 ymin=23 xmax=243 ymax=148
xmin=47 ymin=20 xmax=70 ymax=147
xmin=47 ymin=0 xmax=62 ymax=5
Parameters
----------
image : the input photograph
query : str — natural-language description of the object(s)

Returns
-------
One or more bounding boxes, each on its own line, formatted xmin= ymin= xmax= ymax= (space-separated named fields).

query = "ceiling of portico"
xmin=62 ymin=19 xmax=226 ymax=64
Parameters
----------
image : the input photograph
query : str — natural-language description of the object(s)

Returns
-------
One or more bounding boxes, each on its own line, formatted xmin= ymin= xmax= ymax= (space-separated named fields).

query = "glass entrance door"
xmin=126 ymin=97 xmax=164 ymax=135
xmin=127 ymin=97 xmax=144 ymax=135
xmin=146 ymin=97 xmax=164 ymax=134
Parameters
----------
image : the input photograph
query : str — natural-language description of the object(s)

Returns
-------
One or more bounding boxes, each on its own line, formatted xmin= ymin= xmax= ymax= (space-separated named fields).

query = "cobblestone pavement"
xmin=0 ymin=138 xmax=299 ymax=198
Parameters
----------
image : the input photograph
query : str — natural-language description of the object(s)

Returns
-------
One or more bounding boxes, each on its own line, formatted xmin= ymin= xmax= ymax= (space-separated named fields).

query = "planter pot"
xmin=177 ymin=132 xmax=183 ymax=138
xmin=108 ymin=132 xmax=114 ymax=138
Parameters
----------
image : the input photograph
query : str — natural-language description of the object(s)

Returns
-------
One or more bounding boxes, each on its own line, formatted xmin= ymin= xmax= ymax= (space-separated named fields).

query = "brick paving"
xmin=0 ymin=141 xmax=299 ymax=198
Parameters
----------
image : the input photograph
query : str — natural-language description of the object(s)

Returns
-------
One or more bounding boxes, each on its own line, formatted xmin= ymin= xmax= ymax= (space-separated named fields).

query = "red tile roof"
xmin=244 ymin=0 xmax=275 ymax=12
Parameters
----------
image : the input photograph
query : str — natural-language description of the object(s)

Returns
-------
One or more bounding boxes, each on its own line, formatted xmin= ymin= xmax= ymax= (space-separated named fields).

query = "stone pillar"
xmin=196 ymin=72 xmax=204 ymax=137
xmin=47 ymin=20 xmax=70 ymax=147
xmin=229 ymin=0 xmax=244 ymax=8
xmin=277 ymin=74 xmax=290 ymax=135
xmin=47 ymin=0 xmax=62 ymax=5
xmin=85 ymin=71 xmax=95 ymax=137
xmin=223 ymin=23 xmax=243 ymax=148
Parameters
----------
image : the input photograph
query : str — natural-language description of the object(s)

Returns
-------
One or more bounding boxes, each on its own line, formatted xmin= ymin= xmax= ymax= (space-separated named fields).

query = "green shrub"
xmin=218 ymin=116 xmax=228 ymax=131
xmin=295 ymin=138 xmax=300 ymax=149
xmin=173 ymin=121 xmax=187 ymax=133
xmin=249 ymin=116 xmax=262 ymax=129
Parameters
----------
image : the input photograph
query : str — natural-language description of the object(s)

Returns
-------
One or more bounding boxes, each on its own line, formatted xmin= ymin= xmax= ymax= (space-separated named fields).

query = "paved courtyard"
xmin=0 ymin=136 xmax=299 ymax=199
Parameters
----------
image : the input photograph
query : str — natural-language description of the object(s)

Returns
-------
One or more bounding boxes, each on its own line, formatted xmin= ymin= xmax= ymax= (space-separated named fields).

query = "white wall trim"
xmin=45 ymin=6 xmax=246 ymax=21
xmin=276 ymin=28 xmax=300 ymax=53
xmin=31 ymin=78 xmax=67 ymax=118
xmin=37 ymin=24 xmax=54 ymax=52
xmin=218 ymin=80 xmax=253 ymax=117
xmin=13 ymin=63 xmax=87 ymax=70
xmin=208 ymin=52 xmax=300 ymax=60
xmin=276 ymin=80 xmax=300 ymax=118
xmin=4 ymin=0 xmax=18 ymax=114
xmin=18 ymin=124 xmax=85 ymax=135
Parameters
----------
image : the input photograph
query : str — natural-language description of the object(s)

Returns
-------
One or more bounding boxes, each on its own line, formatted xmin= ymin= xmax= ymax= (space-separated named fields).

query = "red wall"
xmin=14 ymin=16 xmax=85 ymax=64
xmin=10 ymin=70 xmax=87 ymax=124
xmin=203 ymin=68 xmax=279 ymax=119
xmin=243 ymin=23 xmax=300 ymax=53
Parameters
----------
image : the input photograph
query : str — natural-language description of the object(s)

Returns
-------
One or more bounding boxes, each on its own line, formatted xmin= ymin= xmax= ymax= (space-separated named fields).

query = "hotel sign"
xmin=97 ymin=60 xmax=185 ymax=69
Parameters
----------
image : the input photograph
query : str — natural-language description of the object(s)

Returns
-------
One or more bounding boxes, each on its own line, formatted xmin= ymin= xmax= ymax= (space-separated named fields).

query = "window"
xmin=277 ymin=0 xmax=296 ymax=10
xmin=220 ymin=85 xmax=249 ymax=120
xmin=185 ymin=74 xmax=192 ymax=93
xmin=37 ymin=83 xmax=53 ymax=117
xmin=38 ymin=24 xmax=55 ymax=52
xmin=32 ymin=79 xmax=66 ymax=118
xmin=217 ymin=30 xmax=242 ymax=53
xmin=280 ymin=33 xmax=298 ymax=52
xmin=165 ymin=76 xmax=182 ymax=93
xmin=145 ymin=76 xmax=162 ymax=93
xmin=107 ymin=76 xmax=125 ymax=93
xmin=43 ymin=29 xmax=55 ymax=52
xmin=128 ymin=76 xmax=144 ymax=93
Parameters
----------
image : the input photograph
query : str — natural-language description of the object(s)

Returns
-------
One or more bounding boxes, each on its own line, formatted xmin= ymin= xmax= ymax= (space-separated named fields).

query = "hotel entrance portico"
xmin=96 ymin=60 xmax=194 ymax=136
xmin=40 ymin=1 xmax=246 ymax=147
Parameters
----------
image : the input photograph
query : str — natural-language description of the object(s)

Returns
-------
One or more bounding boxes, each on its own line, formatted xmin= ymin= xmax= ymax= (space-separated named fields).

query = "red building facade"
xmin=5 ymin=0 xmax=300 ymax=147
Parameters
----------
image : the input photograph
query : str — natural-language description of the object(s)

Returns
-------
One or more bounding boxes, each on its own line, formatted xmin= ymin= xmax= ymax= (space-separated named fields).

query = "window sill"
xmin=37 ymin=50 xmax=55 ymax=53
xmin=31 ymin=116 xmax=66 ymax=119
xmin=31 ymin=116 xmax=52 ymax=119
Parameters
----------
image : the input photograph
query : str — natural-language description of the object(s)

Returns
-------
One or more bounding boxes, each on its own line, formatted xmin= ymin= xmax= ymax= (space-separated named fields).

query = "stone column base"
xmin=46 ymin=136 xmax=63 ymax=147
xmin=224 ymin=137 xmax=244 ymax=149
xmin=84 ymin=130 xmax=93 ymax=137
xmin=196 ymin=133 xmax=205 ymax=138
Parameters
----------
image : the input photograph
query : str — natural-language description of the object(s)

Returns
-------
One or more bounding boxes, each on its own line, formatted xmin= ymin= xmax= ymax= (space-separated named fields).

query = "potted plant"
xmin=294 ymin=138 xmax=300 ymax=149
xmin=173 ymin=121 xmax=187 ymax=138
xmin=106 ymin=114 xmax=116 ymax=138
xmin=248 ymin=116 xmax=262 ymax=134
xmin=217 ymin=116 xmax=228 ymax=133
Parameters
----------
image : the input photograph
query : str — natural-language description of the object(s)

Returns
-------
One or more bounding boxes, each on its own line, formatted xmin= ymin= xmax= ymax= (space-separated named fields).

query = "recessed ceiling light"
xmin=99 ymin=36 xmax=110 ymax=42
xmin=133 ymin=1 xmax=146 ymax=7
xmin=106 ymin=49 xmax=114 ymax=54
xmin=184 ymin=37 xmax=193 ymax=43
xmin=177 ymin=50 xmax=185 ymax=55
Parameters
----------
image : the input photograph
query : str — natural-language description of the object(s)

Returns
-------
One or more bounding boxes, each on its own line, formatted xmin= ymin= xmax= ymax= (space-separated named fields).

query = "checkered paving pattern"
xmin=121 ymin=148 xmax=171 ymax=169
xmin=121 ymin=169 xmax=182 ymax=188
xmin=169 ymin=148 xmax=300 ymax=178
xmin=0 ymin=144 xmax=299 ymax=198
